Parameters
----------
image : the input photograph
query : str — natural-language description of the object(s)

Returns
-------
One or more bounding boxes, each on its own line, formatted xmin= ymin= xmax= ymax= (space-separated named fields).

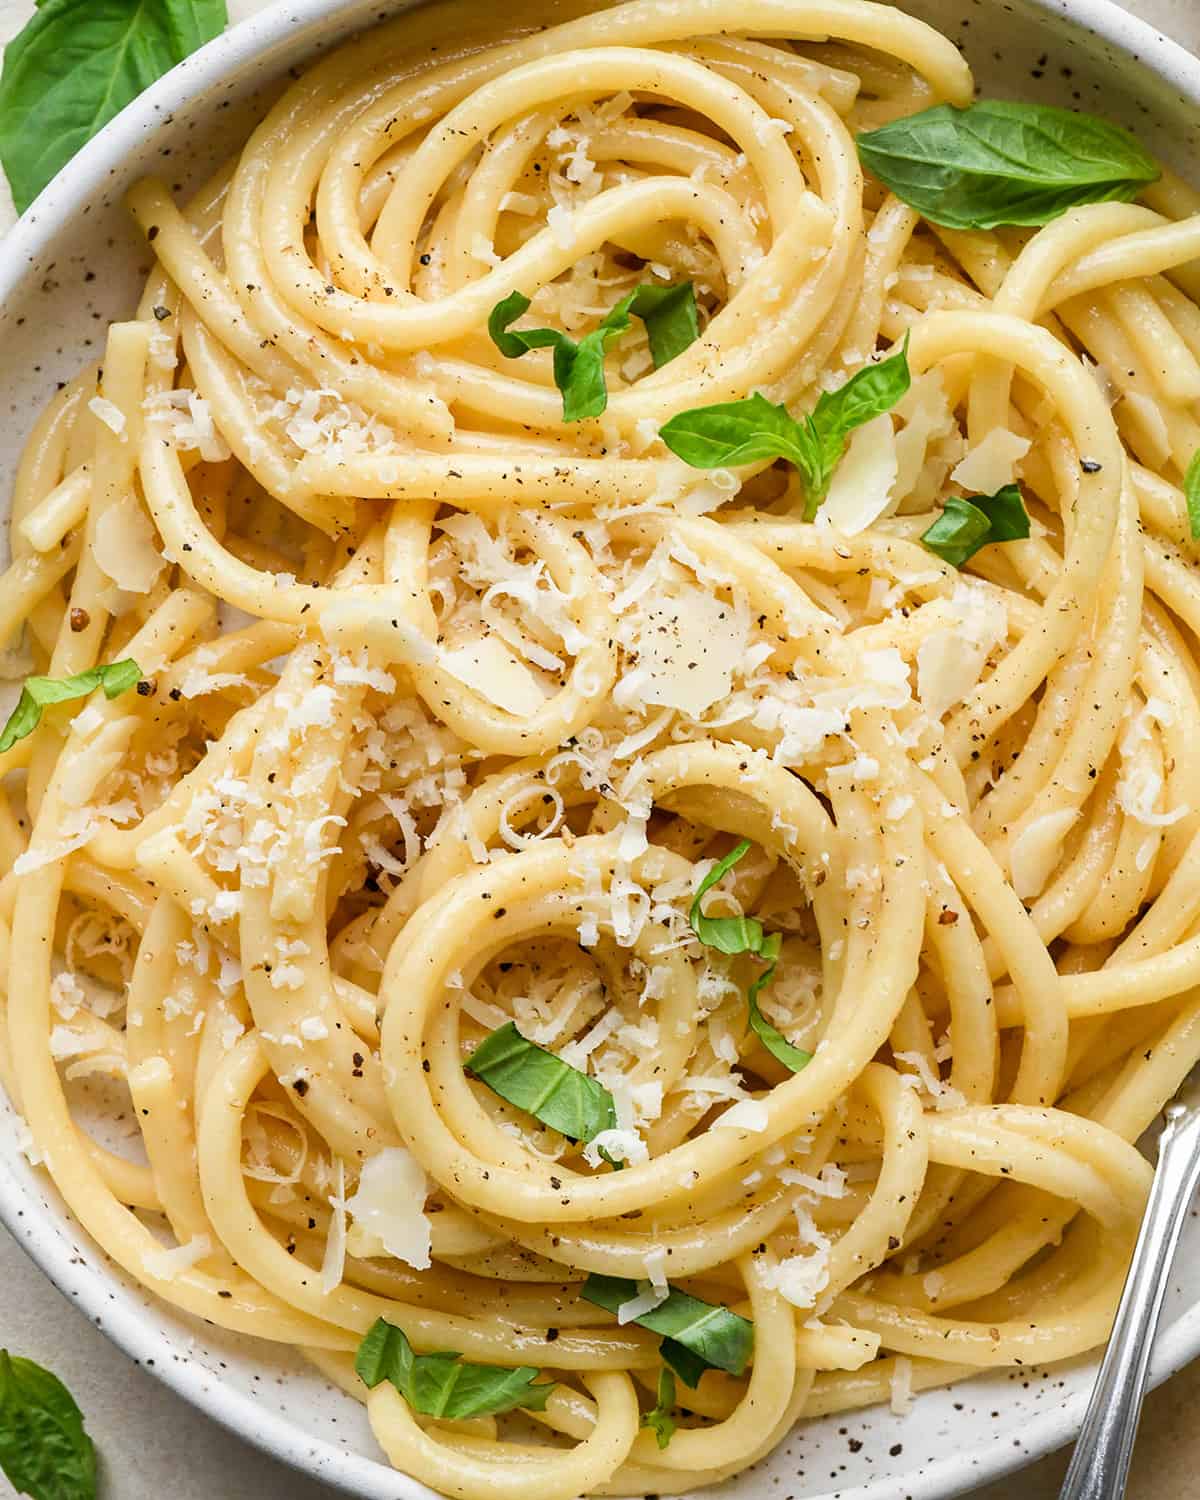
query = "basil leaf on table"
xmin=0 ymin=658 xmax=143 ymax=755
xmin=489 ymin=281 xmax=698 ymax=422
xmin=0 ymin=0 xmax=228 ymax=215
xmin=0 ymin=1350 xmax=96 ymax=1500
xmin=920 ymin=484 xmax=1030 ymax=569
xmin=355 ymin=1319 xmax=553 ymax=1419
xmin=464 ymin=1020 xmax=617 ymax=1143
xmin=659 ymin=336 xmax=911 ymax=520
xmin=856 ymin=100 xmax=1159 ymax=231
xmin=1184 ymin=450 xmax=1200 ymax=542
xmin=582 ymin=1274 xmax=754 ymax=1382
xmin=641 ymin=1366 xmax=677 ymax=1450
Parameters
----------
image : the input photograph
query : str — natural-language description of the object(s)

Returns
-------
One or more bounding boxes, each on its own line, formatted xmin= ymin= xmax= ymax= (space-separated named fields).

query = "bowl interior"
xmin=1 ymin=1 xmax=1198 ymax=1497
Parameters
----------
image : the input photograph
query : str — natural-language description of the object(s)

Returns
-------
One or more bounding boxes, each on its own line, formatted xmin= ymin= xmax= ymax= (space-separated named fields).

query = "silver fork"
xmin=1058 ymin=1071 xmax=1200 ymax=1500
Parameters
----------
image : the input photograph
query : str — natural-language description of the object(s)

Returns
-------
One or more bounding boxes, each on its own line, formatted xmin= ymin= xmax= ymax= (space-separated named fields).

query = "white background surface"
xmin=1 ymin=0 xmax=1199 ymax=1495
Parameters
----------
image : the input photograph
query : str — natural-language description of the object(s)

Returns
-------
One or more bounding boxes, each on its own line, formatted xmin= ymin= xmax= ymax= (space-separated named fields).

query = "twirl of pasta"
xmin=5 ymin=0 xmax=1200 ymax=1492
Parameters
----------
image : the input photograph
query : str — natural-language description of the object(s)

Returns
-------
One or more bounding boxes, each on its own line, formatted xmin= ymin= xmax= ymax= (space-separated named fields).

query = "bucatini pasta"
xmin=3 ymin=0 xmax=1199 ymax=1491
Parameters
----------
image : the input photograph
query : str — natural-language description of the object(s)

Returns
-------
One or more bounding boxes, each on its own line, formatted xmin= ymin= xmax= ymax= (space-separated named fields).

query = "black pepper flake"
xmin=146 ymin=225 xmax=159 ymax=240
xmin=152 ymin=305 xmax=171 ymax=321
xmin=69 ymin=607 xmax=90 ymax=633
xmin=292 ymin=1078 xmax=310 ymax=1096
xmin=217 ymin=1289 xmax=232 ymax=1298
xmin=1080 ymin=458 xmax=1103 ymax=474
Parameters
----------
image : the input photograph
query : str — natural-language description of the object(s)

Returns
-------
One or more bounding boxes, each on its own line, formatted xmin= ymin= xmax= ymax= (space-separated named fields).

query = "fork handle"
xmin=1058 ymin=1107 xmax=1200 ymax=1500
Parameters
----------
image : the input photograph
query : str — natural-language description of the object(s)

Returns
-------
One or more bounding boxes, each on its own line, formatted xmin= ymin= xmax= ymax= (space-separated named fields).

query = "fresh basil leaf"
xmin=856 ymin=100 xmax=1159 ymax=232
xmin=488 ymin=282 xmax=698 ymax=421
xmin=0 ymin=658 xmax=143 ymax=755
xmin=626 ymin=282 xmax=699 ymax=369
xmin=641 ymin=1366 xmax=677 ymax=1449
xmin=920 ymin=484 xmax=1030 ymax=569
xmin=659 ymin=338 xmax=910 ymax=519
xmin=0 ymin=1350 xmax=96 ymax=1500
xmin=689 ymin=840 xmax=773 ymax=956
xmin=801 ymin=335 xmax=911 ymax=518
xmin=1184 ymin=450 xmax=1200 ymax=542
xmin=355 ymin=1319 xmax=552 ymax=1419
xmin=581 ymin=1274 xmax=753 ymax=1381
xmin=464 ymin=1021 xmax=617 ymax=1143
xmin=0 ymin=0 xmax=228 ymax=215
xmin=747 ymin=938 xmax=811 ymax=1073
xmin=659 ymin=1337 xmax=709 ymax=1388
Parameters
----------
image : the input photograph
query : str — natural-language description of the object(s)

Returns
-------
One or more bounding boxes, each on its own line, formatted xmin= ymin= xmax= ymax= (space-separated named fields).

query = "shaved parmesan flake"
xmin=344 ymin=1146 xmax=431 ymax=1269
xmin=321 ymin=1159 xmax=347 ymax=1294
xmin=715 ymin=1098 xmax=769 ymax=1132
xmin=93 ymin=494 xmax=164 ymax=594
xmin=820 ymin=414 xmax=897 ymax=534
xmin=951 ymin=429 xmax=1030 ymax=493
xmin=916 ymin=582 xmax=1007 ymax=721
xmin=88 ymin=396 xmax=126 ymax=435
xmin=889 ymin=1355 xmax=914 ymax=1416
xmin=441 ymin=637 xmax=549 ymax=717
xmin=1009 ymin=809 xmax=1078 ymax=900
xmin=617 ymin=586 xmax=746 ymax=717
xmin=617 ymin=1279 xmax=669 ymax=1324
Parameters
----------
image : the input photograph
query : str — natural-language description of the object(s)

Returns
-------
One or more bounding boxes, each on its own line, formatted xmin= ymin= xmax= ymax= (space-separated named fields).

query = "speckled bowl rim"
xmin=1 ymin=0 xmax=1199 ymax=1495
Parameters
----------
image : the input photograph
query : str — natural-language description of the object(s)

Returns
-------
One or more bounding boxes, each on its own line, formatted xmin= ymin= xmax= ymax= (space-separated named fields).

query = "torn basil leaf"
xmin=488 ymin=282 xmax=698 ymax=421
xmin=856 ymin=100 xmax=1159 ymax=230
xmin=464 ymin=1021 xmax=617 ymax=1144
xmin=659 ymin=336 xmax=911 ymax=519
xmin=641 ymin=1366 xmax=677 ymax=1449
xmin=689 ymin=840 xmax=773 ymax=957
xmin=748 ymin=938 xmax=811 ymax=1073
xmin=920 ymin=483 xmax=1030 ymax=569
xmin=581 ymin=1274 xmax=753 ymax=1382
xmin=0 ymin=1350 xmax=96 ymax=1500
xmin=1184 ymin=450 xmax=1200 ymax=541
xmin=0 ymin=658 xmax=143 ymax=755
xmin=355 ymin=1319 xmax=553 ymax=1419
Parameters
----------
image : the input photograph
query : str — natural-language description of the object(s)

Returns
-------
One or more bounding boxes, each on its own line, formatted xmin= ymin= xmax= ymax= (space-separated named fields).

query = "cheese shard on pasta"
xmin=345 ymin=1146 xmax=432 ymax=1269
xmin=916 ymin=581 xmax=1008 ymax=720
xmin=93 ymin=493 xmax=164 ymax=594
xmin=441 ymin=636 xmax=549 ymax=717
xmin=820 ymin=414 xmax=898 ymax=534
xmin=950 ymin=428 xmax=1030 ymax=493
xmin=620 ymin=586 xmax=747 ymax=717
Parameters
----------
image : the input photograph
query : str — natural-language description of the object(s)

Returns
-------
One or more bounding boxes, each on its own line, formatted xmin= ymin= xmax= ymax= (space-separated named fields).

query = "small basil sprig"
xmin=920 ymin=484 xmax=1030 ymax=569
xmin=0 ymin=659 xmax=143 ymax=755
xmin=689 ymin=842 xmax=810 ymax=1073
xmin=659 ymin=337 xmax=910 ymax=520
xmin=1184 ymin=450 xmax=1200 ymax=541
xmin=582 ymin=1274 xmax=753 ymax=1385
xmin=0 ymin=0 xmax=228 ymax=215
xmin=355 ymin=1319 xmax=553 ymax=1419
xmin=0 ymin=1350 xmax=96 ymax=1500
xmin=465 ymin=1021 xmax=617 ymax=1143
xmin=488 ymin=282 xmax=698 ymax=422
xmin=856 ymin=100 xmax=1159 ymax=231
xmin=747 ymin=937 xmax=812 ymax=1072
xmin=642 ymin=1367 xmax=677 ymax=1450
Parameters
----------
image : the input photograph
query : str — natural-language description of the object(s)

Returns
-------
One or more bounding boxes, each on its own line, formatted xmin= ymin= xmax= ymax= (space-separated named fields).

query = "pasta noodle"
xmin=5 ymin=0 xmax=1200 ymax=1490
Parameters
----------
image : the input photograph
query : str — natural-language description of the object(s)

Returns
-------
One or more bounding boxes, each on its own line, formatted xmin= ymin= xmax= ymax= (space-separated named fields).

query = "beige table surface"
xmin=1 ymin=0 xmax=1199 ymax=1494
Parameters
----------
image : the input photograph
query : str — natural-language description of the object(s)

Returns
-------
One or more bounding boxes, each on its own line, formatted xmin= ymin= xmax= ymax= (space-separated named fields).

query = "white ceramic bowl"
xmin=1 ymin=1 xmax=1199 ymax=1495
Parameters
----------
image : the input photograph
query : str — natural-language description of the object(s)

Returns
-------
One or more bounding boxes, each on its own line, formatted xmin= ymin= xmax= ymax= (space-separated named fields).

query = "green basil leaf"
xmin=0 ymin=0 xmax=228 ymax=215
xmin=641 ymin=1366 xmax=677 ymax=1450
xmin=689 ymin=840 xmax=773 ymax=956
xmin=626 ymin=282 xmax=699 ymax=369
xmin=355 ymin=1319 xmax=553 ymax=1419
xmin=658 ymin=390 xmax=811 ymax=471
xmin=1184 ymin=450 xmax=1200 ymax=542
xmin=464 ymin=1021 xmax=617 ymax=1143
xmin=920 ymin=484 xmax=1030 ymax=569
xmin=581 ymin=1274 xmax=753 ymax=1381
xmin=801 ymin=333 xmax=911 ymax=519
xmin=659 ymin=1337 xmax=709 ymax=1388
xmin=0 ymin=658 xmax=143 ymax=755
xmin=747 ymin=940 xmax=811 ymax=1074
xmin=488 ymin=283 xmax=698 ymax=421
xmin=856 ymin=100 xmax=1159 ymax=232
xmin=659 ymin=340 xmax=910 ymax=519
xmin=0 ymin=1350 xmax=96 ymax=1500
